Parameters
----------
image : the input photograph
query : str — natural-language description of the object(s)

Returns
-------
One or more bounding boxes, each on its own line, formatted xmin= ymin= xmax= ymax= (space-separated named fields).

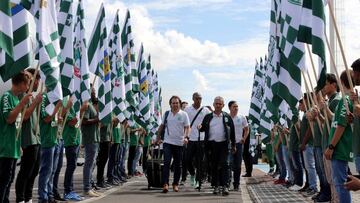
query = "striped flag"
xmin=0 ymin=2 xmax=32 ymax=81
xmin=152 ymin=72 xmax=162 ymax=133
xmin=248 ymin=60 xmax=263 ymax=132
xmin=135 ymin=44 xmax=150 ymax=128
xmin=57 ymin=0 xmax=74 ymax=97
xmin=88 ymin=4 xmax=111 ymax=124
xmin=0 ymin=0 xmax=13 ymax=68
xmin=22 ymin=0 xmax=63 ymax=114
xmin=73 ymin=0 xmax=90 ymax=118
xmin=109 ymin=10 xmax=126 ymax=122
xmin=121 ymin=10 xmax=138 ymax=118
xmin=298 ymin=0 xmax=327 ymax=90
xmin=147 ymin=56 xmax=155 ymax=131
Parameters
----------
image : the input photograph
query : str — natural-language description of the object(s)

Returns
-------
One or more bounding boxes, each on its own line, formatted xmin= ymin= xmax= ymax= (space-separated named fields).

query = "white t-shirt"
xmin=232 ymin=115 xmax=248 ymax=143
xmin=162 ymin=110 xmax=190 ymax=146
xmin=209 ymin=113 xmax=226 ymax=142
xmin=184 ymin=106 xmax=211 ymax=141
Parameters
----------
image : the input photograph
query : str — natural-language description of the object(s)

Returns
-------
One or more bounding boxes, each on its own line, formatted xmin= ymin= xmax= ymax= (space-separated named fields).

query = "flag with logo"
xmin=22 ymin=0 xmax=63 ymax=115
xmin=57 ymin=0 xmax=74 ymax=97
xmin=121 ymin=10 xmax=138 ymax=119
xmin=248 ymin=60 xmax=263 ymax=132
xmin=0 ymin=0 xmax=13 ymax=70
xmin=0 ymin=2 xmax=32 ymax=82
xmin=109 ymin=10 xmax=126 ymax=122
xmin=73 ymin=0 xmax=90 ymax=118
xmin=298 ymin=0 xmax=327 ymax=90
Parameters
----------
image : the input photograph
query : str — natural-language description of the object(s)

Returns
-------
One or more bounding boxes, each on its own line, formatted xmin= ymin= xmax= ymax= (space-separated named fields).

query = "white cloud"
xmin=192 ymin=69 xmax=211 ymax=92
xmin=140 ymin=0 xmax=232 ymax=11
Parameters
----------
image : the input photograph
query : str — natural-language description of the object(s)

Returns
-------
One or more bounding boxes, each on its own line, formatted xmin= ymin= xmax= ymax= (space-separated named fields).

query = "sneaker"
xmin=173 ymin=184 xmax=179 ymax=192
xmin=25 ymin=200 xmax=33 ymax=203
xmin=222 ymin=187 xmax=229 ymax=196
xmin=267 ymin=168 xmax=274 ymax=175
xmin=289 ymin=185 xmax=302 ymax=191
xmin=272 ymin=171 xmax=280 ymax=178
xmin=242 ymin=173 xmax=251 ymax=177
xmin=298 ymin=186 xmax=309 ymax=192
xmin=213 ymin=187 xmax=220 ymax=195
xmin=97 ymin=182 xmax=112 ymax=189
xmin=53 ymin=193 xmax=66 ymax=201
xmin=84 ymin=189 xmax=101 ymax=197
xmin=233 ymin=185 xmax=239 ymax=191
xmin=179 ymin=180 xmax=185 ymax=186
xmin=190 ymin=175 xmax=196 ymax=187
xmin=304 ymin=189 xmax=317 ymax=197
xmin=162 ymin=184 xmax=169 ymax=193
xmin=64 ymin=192 xmax=83 ymax=201
xmin=311 ymin=192 xmax=321 ymax=200
xmin=195 ymin=181 xmax=200 ymax=189
xmin=106 ymin=180 xmax=119 ymax=186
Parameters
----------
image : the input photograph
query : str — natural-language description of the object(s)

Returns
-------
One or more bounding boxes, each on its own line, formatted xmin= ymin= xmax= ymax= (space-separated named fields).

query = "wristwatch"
xmin=328 ymin=144 xmax=335 ymax=150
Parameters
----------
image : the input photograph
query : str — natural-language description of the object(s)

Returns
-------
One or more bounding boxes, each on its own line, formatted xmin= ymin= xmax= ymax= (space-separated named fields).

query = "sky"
xmin=2 ymin=0 xmax=360 ymax=116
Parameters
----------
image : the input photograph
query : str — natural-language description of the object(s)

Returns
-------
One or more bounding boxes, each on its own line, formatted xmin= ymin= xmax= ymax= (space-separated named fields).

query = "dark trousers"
xmin=107 ymin=143 xmax=120 ymax=181
xmin=186 ymin=141 xmax=206 ymax=181
xmin=231 ymin=143 xmax=243 ymax=187
xmin=181 ymin=145 xmax=188 ymax=181
xmin=301 ymin=150 xmax=309 ymax=188
xmin=15 ymin=144 xmax=41 ymax=202
xmin=290 ymin=150 xmax=303 ymax=186
xmin=116 ymin=142 xmax=127 ymax=179
xmin=142 ymin=146 xmax=149 ymax=173
xmin=127 ymin=146 xmax=136 ymax=176
xmin=64 ymin=145 xmax=79 ymax=194
xmin=0 ymin=158 xmax=17 ymax=203
xmin=242 ymin=135 xmax=253 ymax=175
xmin=97 ymin=141 xmax=111 ymax=184
xmin=208 ymin=141 xmax=230 ymax=188
xmin=314 ymin=147 xmax=330 ymax=196
xmin=53 ymin=139 xmax=64 ymax=196
xmin=163 ymin=143 xmax=183 ymax=186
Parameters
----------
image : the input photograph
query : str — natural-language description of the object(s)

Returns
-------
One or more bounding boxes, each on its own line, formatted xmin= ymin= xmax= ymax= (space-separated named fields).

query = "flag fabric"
xmin=136 ymin=44 xmax=150 ymax=128
xmin=0 ymin=0 xmax=13 ymax=68
xmin=121 ymin=10 xmax=138 ymax=118
xmin=22 ymin=0 xmax=63 ymax=115
xmin=248 ymin=60 xmax=263 ymax=131
xmin=152 ymin=72 xmax=162 ymax=134
xmin=88 ymin=4 xmax=111 ymax=124
xmin=298 ymin=0 xmax=327 ymax=90
xmin=0 ymin=2 xmax=32 ymax=81
xmin=147 ymin=56 xmax=155 ymax=131
xmin=109 ymin=10 xmax=126 ymax=122
xmin=73 ymin=0 xmax=90 ymax=118
xmin=57 ymin=0 xmax=74 ymax=97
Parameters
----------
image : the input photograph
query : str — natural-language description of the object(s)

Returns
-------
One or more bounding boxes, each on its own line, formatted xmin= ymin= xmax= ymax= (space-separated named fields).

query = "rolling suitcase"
xmin=145 ymin=147 xmax=164 ymax=189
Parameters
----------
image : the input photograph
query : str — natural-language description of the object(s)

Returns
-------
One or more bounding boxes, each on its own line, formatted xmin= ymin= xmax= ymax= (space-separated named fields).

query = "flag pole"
xmin=34 ymin=82 xmax=44 ymax=136
xmin=327 ymin=0 xmax=355 ymax=90
xmin=16 ymin=63 xmax=41 ymax=139
xmin=305 ymin=44 xmax=331 ymax=134
xmin=324 ymin=32 xmax=350 ymax=114
xmin=301 ymin=71 xmax=317 ymax=139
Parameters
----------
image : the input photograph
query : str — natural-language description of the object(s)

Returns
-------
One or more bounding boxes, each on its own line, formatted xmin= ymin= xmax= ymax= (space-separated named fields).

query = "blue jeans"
xmin=64 ymin=145 xmax=79 ymax=194
xmin=53 ymin=139 xmax=64 ymax=196
xmin=107 ymin=143 xmax=120 ymax=181
xmin=282 ymin=146 xmax=293 ymax=183
xmin=132 ymin=146 xmax=143 ymax=173
xmin=38 ymin=146 xmax=58 ymax=201
xmin=163 ymin=143 xmax=183 ymax=186
xmin=354 ymin=156 xmax=360 ymax=174
xmin=231 ymin=143 xmax=243 ymax=187
xmin=117 ymin=142 xmax=128 ymax=178
xmin=0 ymin=158 xmax=17 ymax=203
xmin=303 ymin=145 xmax=317 ymax=190
xmin=83 ymin=143 xmax=98 ymax=192
xmin=290 ymin=150 xmax=303 ymax=186
xmin=275 ymin=145 xmax=287 ymax=180
xmin=331 ymin=159 xmax=351 ymax=203
xmin=314 ymin=147 xmax=330 ymax=196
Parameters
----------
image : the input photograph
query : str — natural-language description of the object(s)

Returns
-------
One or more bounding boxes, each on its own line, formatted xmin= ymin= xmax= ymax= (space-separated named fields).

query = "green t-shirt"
xmin=40 ymin=93 xmax=58 ymax=148
xmin=272 ymin=131 xmax=280 ymax=150
xmin=81 ymin=103 xmax=99 ymax=145
xmin=322 ymin=93 xmax=341 ymax=151
xmin=0 ymin=90 xmax=21 ymax=159
xmin=144 ymin=132 xmax=152 ymax=147
xmin=288 ymin=125 xmax=300 ymax=152
xmin=129 ymin=123 xmax=140 ymax=146
xmin=21 ymin=98 xmax=41 ymax=148
xmin=352 ymin=116 xmax=360 ymax=157
xmin=100 ymin=125 xmax=111 ymax=142
xmin=112 ymin=124 xmax=121 ymax=144
xmin=63 ymin=104 xmax=80 ymax=147
xmin=300 ymin=115 xmax=313 ymax=146
xmin=329 ymin=96 xmax=353 ymax=162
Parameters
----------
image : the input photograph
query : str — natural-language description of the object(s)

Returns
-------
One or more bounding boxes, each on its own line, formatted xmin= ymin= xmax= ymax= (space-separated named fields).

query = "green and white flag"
xmin=0 ymin=2 xmax=32 ymax=81
xmin=248 ymin=60 xmax=263 ymax=131
xmin=147 ymin=56 xmax=155 ymax=132
xmin=88 ymin=4 xmax=111 ymax=124
xmin=298 ymin=0 xmax=326 ymax=90
xmin=22 ymin=0 xmax=63 ymax=115
xmin=73 ymin=0 xmax=90 ymax=118
xmin=136 ymin=44 xmax=150 ymax=128
xmin=57 ymin=0 xmax=74 ymax=97
xmin=0 ymin=0 xmax=13 ymax=69
xmin=121 ymin=10 xmax=138 ymax=119
xmin=152 ymin=72 xmax=162 ymax=133
xmin=109 ymin=10 xmax=126 ymax=122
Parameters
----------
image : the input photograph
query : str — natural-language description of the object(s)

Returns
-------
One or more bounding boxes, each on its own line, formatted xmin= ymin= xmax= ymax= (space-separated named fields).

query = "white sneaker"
xmin=84 ymin=189 xmax=101 ymax=197
xmin=289 ymin=185 xmax=302 ymax=191
xmin=25 ymin=200 xmax=32 ymax=203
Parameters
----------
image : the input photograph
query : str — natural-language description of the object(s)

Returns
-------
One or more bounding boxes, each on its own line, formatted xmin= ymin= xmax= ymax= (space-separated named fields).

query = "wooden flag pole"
xmin=305 ymin=44 xmax=331 ymax=134
xmin=324 ymin=32 xmax=350 ymax=114
xmin=302 ymin=71 xmax=318 ymax=139
xmin=327 ymin=0 xmax=355 ymax=90
xmin=34 ymin=82 xmax=44 ymax=136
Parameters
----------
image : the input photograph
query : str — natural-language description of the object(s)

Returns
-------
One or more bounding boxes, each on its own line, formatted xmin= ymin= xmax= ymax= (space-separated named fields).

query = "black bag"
xmin=146 ymin=158 xmax=164 ymax=189
xmin=160 ymin=111 xmax=170 ymax=140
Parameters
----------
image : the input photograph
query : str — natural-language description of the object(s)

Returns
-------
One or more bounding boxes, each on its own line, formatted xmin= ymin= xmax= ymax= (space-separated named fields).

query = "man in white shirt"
xmin=228 ymin=101 xmax=249 ymax=191
xmin=157 ymin=96 xmax=190 ymax=193
xmin=184 ymin=92 xmax=211 ymax=188
xmin=198 ymin=96 xmax=235 ymax=196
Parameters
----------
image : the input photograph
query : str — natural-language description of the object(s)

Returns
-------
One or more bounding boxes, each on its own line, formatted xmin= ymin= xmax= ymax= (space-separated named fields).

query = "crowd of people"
xmin=0 ymin=68 xmax=251 ymax=203
xmin=262 ymin=59 xmax=360 ymax=203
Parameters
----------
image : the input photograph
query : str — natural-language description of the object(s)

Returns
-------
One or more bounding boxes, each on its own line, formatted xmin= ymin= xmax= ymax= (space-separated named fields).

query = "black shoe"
xmin=242 ymin=174 xmax=251 ymax=177
xmin=233 ymin=185 xmax=239 ymax=191
xmin=312 ymin=192 xmax=321 ymax=200
xmin=48 ymin=198 xmax=58 ymax=203
xmin=315 ymin=194 xmax=331 ymax=202
xmin=298 ymin=186 xmax=309 ymax=192
xmin=222 ymin=187 xmax=229 ymax=196
xmin=53 ymin=193 xmax=66 ymax=201
xmin=77 ymin=162 xmax=84 ymax=166
xmin=107 ymin=180 xmax=119 ymax=186
xmin=97 ymin=182 xmax=112 ymax=189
